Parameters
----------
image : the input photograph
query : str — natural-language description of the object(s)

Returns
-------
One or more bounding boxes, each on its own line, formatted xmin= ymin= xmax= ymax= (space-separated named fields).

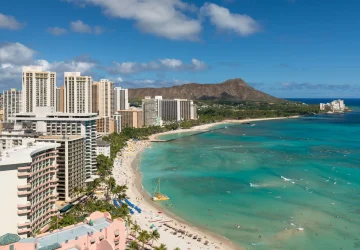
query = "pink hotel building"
xmin=0 ymin=211 xmax=126 ymax=250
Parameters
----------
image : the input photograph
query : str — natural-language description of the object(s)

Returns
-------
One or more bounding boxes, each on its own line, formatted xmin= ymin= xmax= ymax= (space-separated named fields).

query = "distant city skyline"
xmin=1 ymin=0 xmax=359 ymax=98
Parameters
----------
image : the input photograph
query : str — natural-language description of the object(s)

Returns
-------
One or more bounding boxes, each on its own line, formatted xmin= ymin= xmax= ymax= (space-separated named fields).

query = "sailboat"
xmin=152 ymin=178 xmax=170 ymax=201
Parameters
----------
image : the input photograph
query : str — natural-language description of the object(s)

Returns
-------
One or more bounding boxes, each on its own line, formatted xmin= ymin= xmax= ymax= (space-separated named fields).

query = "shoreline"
xmin=149 ymin=115 xmax=301 ymax=141
xmin=113 ymin=116 xmax=300 ymax=250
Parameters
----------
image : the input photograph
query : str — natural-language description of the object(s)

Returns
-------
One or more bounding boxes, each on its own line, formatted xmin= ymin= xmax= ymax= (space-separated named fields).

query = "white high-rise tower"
xmin=22 ymin=66 xmax=56 ymax=113
xmin=64 ymin=72 xmax=92 ymax=113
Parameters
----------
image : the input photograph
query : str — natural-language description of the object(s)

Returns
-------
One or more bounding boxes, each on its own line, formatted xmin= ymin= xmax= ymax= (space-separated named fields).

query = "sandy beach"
xmin=148 ymin=116 xmax=300 ymax=141
xmin=112 ymin=116 xmax=300 ymax=250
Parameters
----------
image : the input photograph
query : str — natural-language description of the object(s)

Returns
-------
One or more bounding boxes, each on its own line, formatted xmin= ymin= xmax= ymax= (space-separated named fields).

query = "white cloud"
xmin=191 ymin=58 xmax=207 ymax=70
xmin=132 ymin=79 xmax=155 ymax=84
xmin=112 ymin=62 xmax=138 ymax=75
xmin=115 ymin=77 xmax=123 ymax=82
xmin=47 ymin=27 xmax=68 ymax=36
xmin=118 ymin=78 xmax=191 ymax=88
xmin=65 ymin=0 xmax=201 ymax=40
xmin=36 ymin=59 xmax=96 ymax=74
xmin=108 ymin=58 xmax=207 ymax=75
xmin=0 ymin=42 xmax=36 ymax=65
xmin=93 ymin=25 xmax=104 ymax=34
xmin=200 ymin=3 xmax=260 ymax=36
xmin=70 ymin=20 xmax=104 ymax=34
xmin=160 ymin=59 xmax=183 ymax=69
xmin=0 ymin=42 xmax=99 ymax=89
xmin=70 ymin=20 xmax=92 ymax=33
xmin=0 ymin=13 xmax=23 ymax=30
xmin=48 ymin=27 xmax=67 ymax=36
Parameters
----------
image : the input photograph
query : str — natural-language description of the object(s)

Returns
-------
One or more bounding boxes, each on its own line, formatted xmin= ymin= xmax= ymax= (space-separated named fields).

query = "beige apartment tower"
xmin=22 ymin=66 xmax=56 ymax=113
xmin=92 ymin=79 xmax=114 ymax=117
xmin=64 ymin=72 xmax=92 ymax=113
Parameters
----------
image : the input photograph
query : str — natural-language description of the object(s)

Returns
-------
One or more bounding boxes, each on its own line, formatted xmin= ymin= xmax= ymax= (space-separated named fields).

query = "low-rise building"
xmin=0 ymin=211 xmax=126 ymax=250
xmin=96 ymin=139 xmax=111 ymax=157
xmin=118 ymin=109 xmax=143 ymax=128
xmin=0 ymin=141 xmax=60 ymax=237
xmin=96 ymin=116 xmax=120 ymax=134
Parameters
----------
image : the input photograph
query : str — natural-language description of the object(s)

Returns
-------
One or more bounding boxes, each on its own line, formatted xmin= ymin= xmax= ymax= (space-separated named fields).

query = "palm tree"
xmin=154 ymin=244 xmax=168 ymax=250
xmin=138 ymin=230 xmax=150 ymax=250
xmin=106 ymin=177 xmax=116 ymax=199
xmin=127 ymin=240 xmax=139 ymax=250
xmin=131 ymin=223 xmax=141 ymax=237
xmin=125 ymin=216 xmax=132 ymax=228
xmin=112 ymin=184 xmax=128 ymax=199
xmin=148 ymin=230 xmax=160 ymax=245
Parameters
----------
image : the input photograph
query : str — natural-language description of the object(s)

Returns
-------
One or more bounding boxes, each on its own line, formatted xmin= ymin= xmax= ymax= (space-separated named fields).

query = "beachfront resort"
xmin=320 ymin=99 xmax=348 ymax=112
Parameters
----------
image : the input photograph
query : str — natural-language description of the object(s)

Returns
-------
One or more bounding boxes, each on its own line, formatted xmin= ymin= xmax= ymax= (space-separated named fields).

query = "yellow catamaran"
xmin=152 ymin=178 xmax=170 ymax=201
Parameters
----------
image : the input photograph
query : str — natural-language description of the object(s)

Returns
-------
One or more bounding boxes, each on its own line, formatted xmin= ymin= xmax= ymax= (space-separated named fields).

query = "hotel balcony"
xmin=17 ymin=221 xmax=31 ymax=227
xmin=17 ymin=190 xmax=31 ymax=196
xmin=32 ymin=194 xmax=57 ymax=208
xmin=31 ymin=179 xmax=56 ymax=193
xmin=32 ymin=165 xmax=56 ymax=176
xmin=18 ymin=172 xmax=30 ymax=177
xmin=17 ymin=203 xmax=31 ymax=209
xmin=17 ymin=209 xmax=31 ymax=215
xmin=18 ymin=165 xmax=31 ymax=171
xmin=17 ymin=184 xmax=31 ymax=189
xmin=32 ymin=199 xmax=57 ymax=214
xmin=17 ymin=228 xmax=30 ymax=234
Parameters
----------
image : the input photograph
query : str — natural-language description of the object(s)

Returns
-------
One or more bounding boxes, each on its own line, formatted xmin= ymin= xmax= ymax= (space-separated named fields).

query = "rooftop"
xmin=33 ymin=218 xmax=111 ymax=249
xmin=96 ymin=139 xmax=110 ymax=147
xmin=9 ymin=112 xmax=98 ymax=121
xmin=0 ymin=142 xmax=60 ymax=166
xmin=39 ymin=135 xmax=84 ymax=141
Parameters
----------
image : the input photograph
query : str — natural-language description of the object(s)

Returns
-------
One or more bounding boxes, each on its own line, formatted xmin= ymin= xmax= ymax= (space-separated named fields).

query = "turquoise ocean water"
xmin=139 ymin=100 xmax=360 ymax=250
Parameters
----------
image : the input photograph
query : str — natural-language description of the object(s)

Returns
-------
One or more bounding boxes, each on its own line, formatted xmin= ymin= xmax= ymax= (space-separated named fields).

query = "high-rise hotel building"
xmin=64 ymin=72 xmax=92 ymax=113
xmin=9 ymin=108 xmax=98 ymax=183
xmin=114 ymin=87 xmax=129 ymax=111
xmin=22 ymin=66 xmax=56 ymax=113
xmin=92 ymin=79 xmax=118 ymax=134
xmin=3 ymin=88 xmax=22 ymax=121
xmin=0 ymin=141 xmax=60 ymax=237
xmin=142 ymin=96 xmax=197 ymax=126
xmin=142 ymin=96 xmax=162 ymax=127
xmin=92 ymin=79 xmax=114 ymax=117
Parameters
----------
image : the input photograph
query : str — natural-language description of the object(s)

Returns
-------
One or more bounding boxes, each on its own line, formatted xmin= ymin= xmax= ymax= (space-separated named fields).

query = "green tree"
xmin=131 ymin=223 xmax=141 ymax=237
xmin=127 ymin=240 xmax=140 ymax=250
xmin=112 ymin=184 xmax=128 ymax=200
xmin=174 ymin=248 xmax=180 ymax=250
xmin=96 ymin=154 xmax=113 ymax=178
xmin=138 ymin=230 xmax=150 ymax=250
xmin=148 ymin=230 xmax=160 ymax=245
xmin=154 ymin=244 xmax=168 ymax=250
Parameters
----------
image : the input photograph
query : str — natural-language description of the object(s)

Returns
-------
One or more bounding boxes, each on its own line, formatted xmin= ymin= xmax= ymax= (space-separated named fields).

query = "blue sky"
xmin=0 ymin=0 xmax=359 ymax=98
